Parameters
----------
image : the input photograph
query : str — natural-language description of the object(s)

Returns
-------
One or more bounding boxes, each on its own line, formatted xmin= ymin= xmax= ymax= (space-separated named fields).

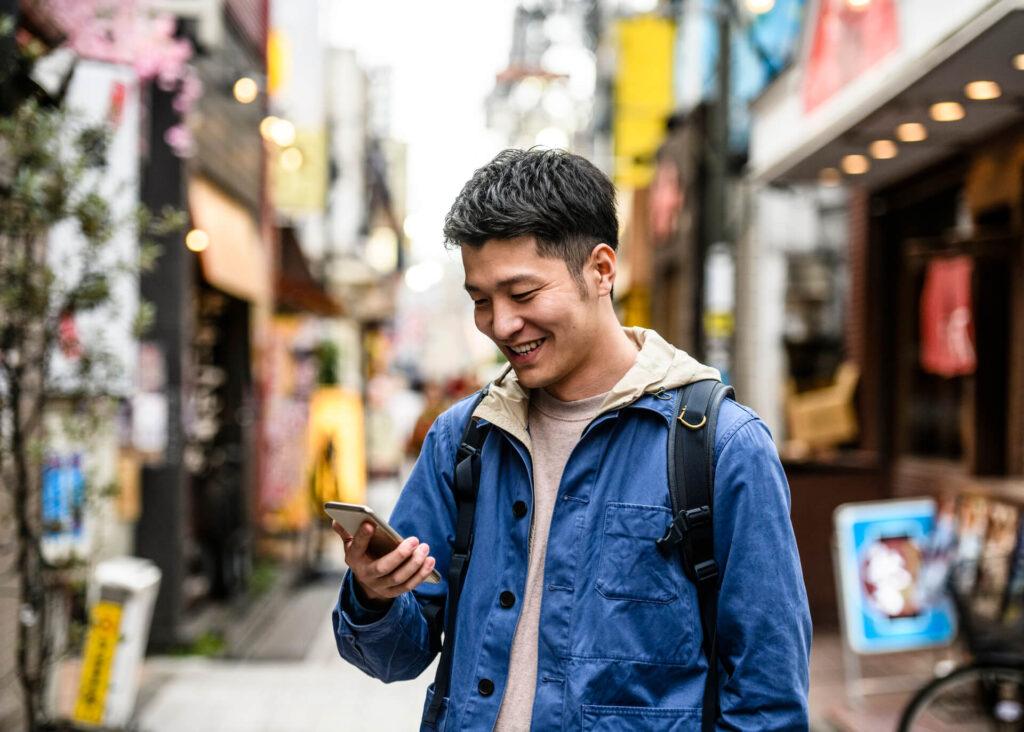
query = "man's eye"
xmin=511 ymin=289 xmax=537 ymax=301
xmin=473 ymin=299 xmax=489 ymax=307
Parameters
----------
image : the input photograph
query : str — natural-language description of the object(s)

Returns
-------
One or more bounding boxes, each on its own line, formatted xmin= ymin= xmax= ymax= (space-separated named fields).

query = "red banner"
xmin=803 ymin=0 xmax=900 ymax=112
xmin=920 ymin=256 xmax=976 ymax=378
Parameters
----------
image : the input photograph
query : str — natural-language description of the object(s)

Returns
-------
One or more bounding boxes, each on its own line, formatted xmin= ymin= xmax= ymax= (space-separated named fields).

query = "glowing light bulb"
xmin=185 ymin=229 xmax=210 ymax=252
xmin=895 ymin=122 xmax=927 ymax=142
xmin=841 ymin=154 xmax=870 ymax=175
xmin=930 ymin=102 xmax=965 ymax=122
xmin=869 ymin=140 xmax=898 ymax=159
xmin=964 ymin=80 xmax=1001 ymax=100
xmin=233 ymin=77 xmax=258 ymax=104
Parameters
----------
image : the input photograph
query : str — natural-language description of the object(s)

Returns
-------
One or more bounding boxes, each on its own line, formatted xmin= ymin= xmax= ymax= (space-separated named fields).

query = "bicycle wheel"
xmin=898 ymin=663 xmax=1024 ymax=731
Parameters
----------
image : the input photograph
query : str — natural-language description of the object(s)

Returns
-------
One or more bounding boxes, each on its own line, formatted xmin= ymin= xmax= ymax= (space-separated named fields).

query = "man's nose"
xmin=491 ymin=303 xmax=523 ymax=341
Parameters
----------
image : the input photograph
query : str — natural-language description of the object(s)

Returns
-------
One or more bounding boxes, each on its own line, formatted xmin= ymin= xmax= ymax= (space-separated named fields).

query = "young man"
xmin=332 ymin=149 xmax=811 ymax=731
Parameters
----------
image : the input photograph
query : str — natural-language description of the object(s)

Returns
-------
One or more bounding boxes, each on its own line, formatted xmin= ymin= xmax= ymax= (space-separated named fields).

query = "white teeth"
xmin=510 ymin=338 xmax=544 ymax=355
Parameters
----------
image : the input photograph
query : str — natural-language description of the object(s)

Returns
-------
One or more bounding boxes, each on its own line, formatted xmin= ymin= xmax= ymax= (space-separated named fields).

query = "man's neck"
xmin=542 ymin=325 xmax=639 ymax=402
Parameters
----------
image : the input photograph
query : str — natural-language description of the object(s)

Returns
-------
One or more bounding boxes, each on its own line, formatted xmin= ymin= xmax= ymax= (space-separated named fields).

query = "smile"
xmin=508 ymin=338 xmax=546 ymax=356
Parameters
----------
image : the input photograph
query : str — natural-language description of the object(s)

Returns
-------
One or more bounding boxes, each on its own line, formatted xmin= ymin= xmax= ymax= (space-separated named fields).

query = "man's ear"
xmin=590 ymin=244 xmax=617 ymax=297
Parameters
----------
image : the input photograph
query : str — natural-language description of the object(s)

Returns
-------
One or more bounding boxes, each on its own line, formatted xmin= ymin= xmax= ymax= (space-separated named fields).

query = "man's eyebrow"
xmin=463 ymin=274 xmax=542 ymax=293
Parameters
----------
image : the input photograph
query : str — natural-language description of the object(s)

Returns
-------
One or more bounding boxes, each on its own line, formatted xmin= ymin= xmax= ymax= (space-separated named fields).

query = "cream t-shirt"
xmin=493 ymin=388 xmax=607 ymax=731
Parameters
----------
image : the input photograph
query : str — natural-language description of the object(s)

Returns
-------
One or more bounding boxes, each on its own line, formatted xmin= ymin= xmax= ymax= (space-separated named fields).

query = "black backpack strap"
xmin=657 ymin=379 xmax=734 ymax=732
xmin=424 ymin=386 xmax=490 ymax=726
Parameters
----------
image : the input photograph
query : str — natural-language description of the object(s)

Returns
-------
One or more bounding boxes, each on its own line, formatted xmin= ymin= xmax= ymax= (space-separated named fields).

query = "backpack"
xmin=424 ymin=379 xmax=734 ymax=732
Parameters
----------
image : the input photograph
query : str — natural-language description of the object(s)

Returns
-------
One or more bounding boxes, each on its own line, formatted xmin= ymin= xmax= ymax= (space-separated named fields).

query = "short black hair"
xmin=443 ymin=149 xmax=618 ymax=289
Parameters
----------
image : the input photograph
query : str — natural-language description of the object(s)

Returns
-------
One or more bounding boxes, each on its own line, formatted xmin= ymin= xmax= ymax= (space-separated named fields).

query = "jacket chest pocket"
xmin=572 ymin=502 xmax=699 ymax=665
xmin=596 ymin=503 xmax=678 ymax=603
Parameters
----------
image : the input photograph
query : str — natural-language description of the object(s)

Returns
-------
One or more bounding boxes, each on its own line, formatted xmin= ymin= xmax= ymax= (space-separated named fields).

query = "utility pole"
xmin=707 ymin=0 xmax=730 ymax=250
xmin=702 ymin=0 xmax=736 ymax=383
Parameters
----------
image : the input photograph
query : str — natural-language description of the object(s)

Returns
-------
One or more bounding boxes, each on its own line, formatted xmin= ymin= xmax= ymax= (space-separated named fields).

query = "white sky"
xmin=326 ymin=0 xmax=518 ymax=264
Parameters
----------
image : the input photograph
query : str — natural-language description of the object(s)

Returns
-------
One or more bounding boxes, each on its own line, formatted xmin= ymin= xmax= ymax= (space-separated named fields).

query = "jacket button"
xmin=512 ymin=501 xmax=528 ymax=518
xmin=478 ymin=678 xmax=495 ymax=696
xmin=499 ymin=591 xmax=515 ymax=608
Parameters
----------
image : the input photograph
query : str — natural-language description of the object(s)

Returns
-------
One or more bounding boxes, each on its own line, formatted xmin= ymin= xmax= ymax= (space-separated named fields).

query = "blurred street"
xmin=133 ymin=536 xmax=432 ymax=731
xmin=3 ymin=0 xmax=1024 ymax=729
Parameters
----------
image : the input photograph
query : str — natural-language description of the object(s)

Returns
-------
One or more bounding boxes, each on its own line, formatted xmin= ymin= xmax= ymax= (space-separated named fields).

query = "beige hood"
xmin=474 ymin=327 xmax=721 ymax=451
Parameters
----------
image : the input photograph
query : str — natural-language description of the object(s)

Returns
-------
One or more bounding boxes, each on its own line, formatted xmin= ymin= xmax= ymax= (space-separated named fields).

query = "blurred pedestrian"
xmin=406 ymin=381 xmax=447 ymax=460
xmin=331 ymin=149 xmax=811 ymax=730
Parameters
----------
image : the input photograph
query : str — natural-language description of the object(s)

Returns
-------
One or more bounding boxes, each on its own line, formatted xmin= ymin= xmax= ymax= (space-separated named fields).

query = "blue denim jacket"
xmin=333 ymin=333 xmax=811 ymax=731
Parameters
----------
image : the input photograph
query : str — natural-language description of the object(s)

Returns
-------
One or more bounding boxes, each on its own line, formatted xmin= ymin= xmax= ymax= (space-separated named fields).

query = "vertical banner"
xmin=803 ymin=0 xmax=899 ymax=112
xmin=920 ymin=256 xmax=976 ymax=377
xmin=614 ymin=15 xmax=675 ymax=189
xmin=73 ymin=592 xmax=126 ymax=725
xmin=307 ymin=387 xmax=367 ymax=509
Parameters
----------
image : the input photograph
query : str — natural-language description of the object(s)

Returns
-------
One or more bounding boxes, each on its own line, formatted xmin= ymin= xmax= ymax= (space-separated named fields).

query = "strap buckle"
xmin=657 ymin=506 xmax=711 ymax=552
xmin=692 ymin=559 xmax=719 ymax=583
xmin=657 ymin=507 xmax=718 ymax=584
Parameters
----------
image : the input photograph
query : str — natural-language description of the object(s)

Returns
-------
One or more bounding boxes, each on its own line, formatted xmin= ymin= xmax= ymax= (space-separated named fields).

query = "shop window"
xmin=898 ymin=200 xmax=1013 ymax=475
xmin=780 ymin=195 xmax=853 ymax=457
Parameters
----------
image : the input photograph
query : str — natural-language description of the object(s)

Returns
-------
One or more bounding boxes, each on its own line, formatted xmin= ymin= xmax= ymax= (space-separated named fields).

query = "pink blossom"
xmin=163 ymin=123 xmax=195 ymax=157
xmin=43 ymin=0 xmax=202 ymax=157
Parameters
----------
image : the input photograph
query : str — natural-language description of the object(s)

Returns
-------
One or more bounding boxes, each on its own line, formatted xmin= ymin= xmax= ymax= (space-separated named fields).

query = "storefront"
xmin=183 ymin=176 xmax=271 ymax=601
xmin=258 ymin=226 xmax=364 ymax=572
xmin=747 ymin=0 xmax=1024 ymax=622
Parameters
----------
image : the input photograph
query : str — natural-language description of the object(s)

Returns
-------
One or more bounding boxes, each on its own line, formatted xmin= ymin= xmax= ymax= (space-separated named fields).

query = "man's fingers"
xmin=371 ymin=536 xmax=420 ymax=577
xmin=394 ymin=556 xmax=437 ymax=594
xmin=345 ymin=521 xmax=375 ymax=560
xmin=332 ymin=521 xmax=352 ymax=542
xmin=388 ymin=544 xmax=430 ymax=586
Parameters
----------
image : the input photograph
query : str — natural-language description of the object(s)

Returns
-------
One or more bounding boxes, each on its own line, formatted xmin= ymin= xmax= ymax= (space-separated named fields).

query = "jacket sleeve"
xmin=712 ymin=417 xmax=812 ymax=731
xmin=332 ymin=407 xmax=459 ymax=683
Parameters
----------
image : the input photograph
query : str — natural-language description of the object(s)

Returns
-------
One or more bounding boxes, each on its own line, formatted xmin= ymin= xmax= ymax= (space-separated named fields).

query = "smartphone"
xmin=324 ymin=501 xmax=441 ymax=584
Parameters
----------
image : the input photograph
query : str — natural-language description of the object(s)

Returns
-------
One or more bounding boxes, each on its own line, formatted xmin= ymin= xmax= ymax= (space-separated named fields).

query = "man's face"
xmin=462 ymin=236 xmax=603 ymax=393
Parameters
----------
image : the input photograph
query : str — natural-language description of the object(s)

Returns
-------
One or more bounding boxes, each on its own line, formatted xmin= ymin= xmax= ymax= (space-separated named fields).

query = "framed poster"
xmin=834 ymin=498 xmax=956 ymax=654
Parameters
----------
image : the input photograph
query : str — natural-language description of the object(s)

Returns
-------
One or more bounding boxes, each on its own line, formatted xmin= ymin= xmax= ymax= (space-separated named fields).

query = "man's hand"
xmin=333 ymin=520 xmax=437 ymax=609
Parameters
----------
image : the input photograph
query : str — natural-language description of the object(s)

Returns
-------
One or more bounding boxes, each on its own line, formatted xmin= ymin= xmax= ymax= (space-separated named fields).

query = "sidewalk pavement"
xmin=133 ymin=537 xmax=434 ymax=732
xmin=809 ymin=629 xmax=955 ymax=731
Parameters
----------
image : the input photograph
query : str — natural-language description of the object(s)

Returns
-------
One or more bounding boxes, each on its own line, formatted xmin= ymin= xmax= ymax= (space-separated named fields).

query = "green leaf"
xmin=69 ymin=272 xmax=110 ymax=311
xmin=74 ymin=193 xmax=113 ymax=242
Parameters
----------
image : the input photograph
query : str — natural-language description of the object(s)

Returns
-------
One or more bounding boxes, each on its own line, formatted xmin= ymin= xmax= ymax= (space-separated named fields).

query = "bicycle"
xmin=896 ymin=573 xmax=1024 ymax=731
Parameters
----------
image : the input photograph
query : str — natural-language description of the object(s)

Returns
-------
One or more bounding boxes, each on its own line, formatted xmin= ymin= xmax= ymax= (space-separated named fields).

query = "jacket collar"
xmin=473 ymin=327 xmax=720 ymax=451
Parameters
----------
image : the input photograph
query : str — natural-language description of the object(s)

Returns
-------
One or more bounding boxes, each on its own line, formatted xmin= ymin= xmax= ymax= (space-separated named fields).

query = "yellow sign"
xmin=308 ymin=386 xmax=366 ymax=509
xmin=272 ymin=128 xmax=328 ymax=214
xmin=614 ymin=15 xmax=676 ymax=189
xmin=73 ymin=600 xmax=123 ymax=725
xmin=703 ymin=311 xmax=735 ymax=339
xmin=267 ymin=29 xmax=290 ymax=97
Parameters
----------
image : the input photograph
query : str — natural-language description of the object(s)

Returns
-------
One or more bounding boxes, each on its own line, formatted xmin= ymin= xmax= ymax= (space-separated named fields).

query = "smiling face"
xmin=462 ymin=236 xmax=618 ymax=396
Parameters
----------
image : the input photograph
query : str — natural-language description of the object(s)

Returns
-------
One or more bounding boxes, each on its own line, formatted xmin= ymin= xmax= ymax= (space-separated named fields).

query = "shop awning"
xmin=188 ymin=177 xmax=271 ymax=304
xmin=750 ymin=1 xmax=1024 ymax=188
xmin=276 ymin=227 xmax=344 ymax=317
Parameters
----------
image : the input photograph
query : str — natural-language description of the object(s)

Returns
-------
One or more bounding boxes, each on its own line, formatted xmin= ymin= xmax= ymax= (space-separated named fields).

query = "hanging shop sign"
xmin=919 ymin=256 xmax=976 ymax=378
xmin=614 ymin=15 xmax=675 ymax=189
xmin=834 ymin=498 xmax=956 ymax=654
xmin=308 ymin=386 xmax=366 ymax=509
xmin=271 ymin=127 xmax=328 ymax=214
xmin=41 ymin=453 xmax=86 ymax=557
xmin=803 ymin=0 xmax=900 ymax=112
xmin=49 ymin=60 xmax=141 ymax=397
